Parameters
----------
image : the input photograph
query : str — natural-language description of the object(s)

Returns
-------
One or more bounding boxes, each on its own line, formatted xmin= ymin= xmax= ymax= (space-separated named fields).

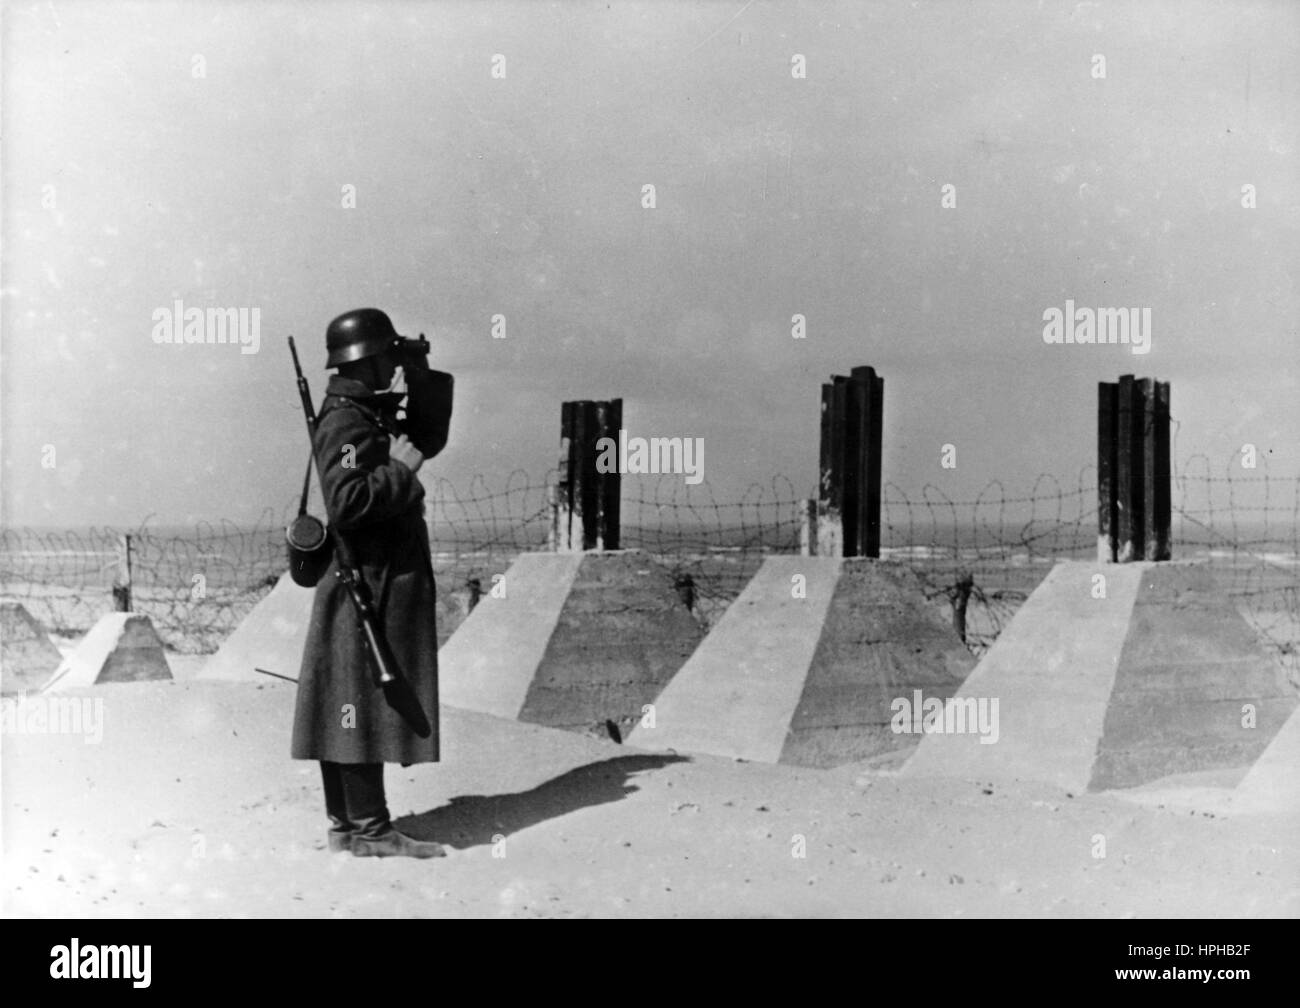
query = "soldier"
xmin=292 ymin=308 xmax=452 ymax=858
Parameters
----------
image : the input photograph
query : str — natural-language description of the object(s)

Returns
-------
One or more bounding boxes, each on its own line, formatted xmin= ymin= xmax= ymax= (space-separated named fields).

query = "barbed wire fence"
xmin=1 ymin=454 xmax=1296 ymax=685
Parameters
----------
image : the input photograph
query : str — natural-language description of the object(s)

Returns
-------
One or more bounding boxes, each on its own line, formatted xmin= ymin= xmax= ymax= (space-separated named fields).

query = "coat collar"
xmin=324 ymin=375 xmax=404 ymax=414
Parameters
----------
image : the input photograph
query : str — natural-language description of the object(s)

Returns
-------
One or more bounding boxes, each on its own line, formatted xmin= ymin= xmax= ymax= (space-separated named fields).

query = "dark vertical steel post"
xmin=553 ymin=401 xmax=576 ymax=551
xmin=1140 ymin=378 xmax=1158 ymax=561
xmin=596 ymin=398 xmax=622 ymax=550
xmin=1115 ymin=374 xmax=1136 ymax=562
xmin=1152 ymin=381 xmax=1171 ymax=560
xmin=818 ymin=378 xmax=847 ymax=557
xmin=818 ymin=381 xmax=835 ymax=532
xmin=1098 ymin=381 xmax=1118 ymax=562
xmin=572 ymin=402 xmax=599 ymax=550
xmin=1131 ymin=378 xmax=1149 ymax=560
xmin=849 ymin=366 xmax=883 ymax=559
xmin=864 ymin=369 xmax=884 ymax=558
xmin=838 ymin=375 xmax=861 ymax=556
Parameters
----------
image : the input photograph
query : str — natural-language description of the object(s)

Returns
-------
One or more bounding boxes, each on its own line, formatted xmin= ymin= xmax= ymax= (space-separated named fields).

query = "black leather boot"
xmin=327 ymin=824 xmax=356 ymax=852
xmin=351 ymin=828 xmax=447 ymax=859
xmin=321 ymin=762 xmax=357 ymax=852
xmin=337 ymin=762 xmax=446 ymax=858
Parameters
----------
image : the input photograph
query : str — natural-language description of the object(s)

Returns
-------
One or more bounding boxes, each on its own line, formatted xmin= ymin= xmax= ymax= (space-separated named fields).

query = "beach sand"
xmin=3 ymin=679 xmax=1295 ymax=918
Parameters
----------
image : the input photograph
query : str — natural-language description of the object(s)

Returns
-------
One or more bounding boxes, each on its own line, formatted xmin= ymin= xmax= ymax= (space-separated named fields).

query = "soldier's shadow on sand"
xmin=395 ymin=753 xmax=690 ymax=849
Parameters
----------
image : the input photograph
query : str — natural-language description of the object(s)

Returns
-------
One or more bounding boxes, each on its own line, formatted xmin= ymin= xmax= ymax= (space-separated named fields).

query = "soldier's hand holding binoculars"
xmin=389 ymin=434 xmax=425 ymax=474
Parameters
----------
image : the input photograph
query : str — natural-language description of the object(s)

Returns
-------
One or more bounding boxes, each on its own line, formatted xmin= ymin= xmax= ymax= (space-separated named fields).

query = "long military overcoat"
xmin=291 ymin=375 xmax=440 ymax=764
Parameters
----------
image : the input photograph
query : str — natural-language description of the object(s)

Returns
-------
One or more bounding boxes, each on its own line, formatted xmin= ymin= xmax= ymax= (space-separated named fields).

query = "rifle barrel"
xmin=255 ymin=667 xmax=299 ymax=684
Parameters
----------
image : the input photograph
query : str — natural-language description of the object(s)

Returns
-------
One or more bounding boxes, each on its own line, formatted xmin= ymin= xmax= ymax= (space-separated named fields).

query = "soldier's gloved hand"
xmin=389 ymin=433 xmax=425 ymax=474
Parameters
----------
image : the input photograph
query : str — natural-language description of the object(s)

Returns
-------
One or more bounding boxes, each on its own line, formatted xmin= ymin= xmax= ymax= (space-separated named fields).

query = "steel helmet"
xmin=325 ymin=308 xmax=399 ymax=367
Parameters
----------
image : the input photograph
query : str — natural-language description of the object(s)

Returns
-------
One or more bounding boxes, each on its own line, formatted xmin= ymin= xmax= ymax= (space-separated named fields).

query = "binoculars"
xmin=391 ymin=335 xmax=431 ymax=368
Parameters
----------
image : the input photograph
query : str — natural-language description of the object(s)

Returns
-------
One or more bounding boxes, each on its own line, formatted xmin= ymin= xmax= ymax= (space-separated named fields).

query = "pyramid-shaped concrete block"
xmin=1 ymin=602 xmax=64 ymax=695
xmin=1090 ymin=564 xmax=1296 ymax=789
xmin=627 ymin=557 xmax=977 ymax=768
xmin=1233 ymin=704 xmax=1300 ymax=815
xmin=902 ymin=561 xmax=1297 ymax=792
xmin=43 ymin=613 xmax=172 ymax=690
xmin=199 ymin=573 xmax=315 ymax=681
xmin=783 ymin=560 xmax=978 ymax=766
xmin=439 ymin=551 xmax=705 ymax=737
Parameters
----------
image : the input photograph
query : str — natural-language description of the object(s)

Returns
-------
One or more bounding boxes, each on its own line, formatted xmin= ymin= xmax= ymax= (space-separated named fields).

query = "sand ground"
xmin=3 ymin=679 xmax=1295 ymax=918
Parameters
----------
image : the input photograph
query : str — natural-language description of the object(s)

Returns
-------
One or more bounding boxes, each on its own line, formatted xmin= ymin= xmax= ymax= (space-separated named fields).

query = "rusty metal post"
xmin=1097 ymin=382 xmax=1117 ymax=563
xmin=552 ymin=398 xmax=621 ymax=552
xmin=818 ymin=368 xmax=884 ymax=558
xmin=1099 ymin=376 xmax=1170 ymax=563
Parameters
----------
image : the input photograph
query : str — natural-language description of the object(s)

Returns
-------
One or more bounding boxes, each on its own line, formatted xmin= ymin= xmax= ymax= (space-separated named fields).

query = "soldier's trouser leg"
xmin=319 ymin=761 xmax=353 ymax=835
xmin=338 ymin=762 xmax=391 ymax=839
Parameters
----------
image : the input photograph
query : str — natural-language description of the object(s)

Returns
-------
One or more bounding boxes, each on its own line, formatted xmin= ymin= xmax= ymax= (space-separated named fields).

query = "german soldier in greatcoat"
xmin=292 ymin=308 xmax=452 ymax=858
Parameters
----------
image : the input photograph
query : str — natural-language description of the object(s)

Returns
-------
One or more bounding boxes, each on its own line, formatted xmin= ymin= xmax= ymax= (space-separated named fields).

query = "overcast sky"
xmin=2 ymin=0 xmax=1296 ymax=527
